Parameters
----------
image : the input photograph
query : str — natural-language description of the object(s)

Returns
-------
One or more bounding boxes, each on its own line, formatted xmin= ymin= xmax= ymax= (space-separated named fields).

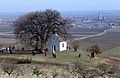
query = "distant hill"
xmin=61 ymin=10 xmax=120 ymax=16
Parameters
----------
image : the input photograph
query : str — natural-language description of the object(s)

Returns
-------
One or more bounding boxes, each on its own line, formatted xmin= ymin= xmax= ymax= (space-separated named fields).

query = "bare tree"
xmin=13 ymin=9 xmax=72 ymax=51
xmin=71 ymin=40 xmax=80 ymax=52
xmin=89 ymin=44 xmax=101 ymax=58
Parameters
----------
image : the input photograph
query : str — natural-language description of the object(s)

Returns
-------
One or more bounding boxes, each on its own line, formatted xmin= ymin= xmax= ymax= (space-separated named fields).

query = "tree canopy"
xmin=13 ymin=9 xmax=72 ymax=50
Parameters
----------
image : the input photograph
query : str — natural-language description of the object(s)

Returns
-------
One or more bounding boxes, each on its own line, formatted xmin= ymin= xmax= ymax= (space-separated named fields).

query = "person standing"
xmin=52 ymin=45 xmax=56 ymax=58
xmin=44 ymin=48 xmax=48 ymax=56
xmin=12 ymin=45 xmax=15 ymax=52
xmin=9 ymin=45 xmax=12 ymax=54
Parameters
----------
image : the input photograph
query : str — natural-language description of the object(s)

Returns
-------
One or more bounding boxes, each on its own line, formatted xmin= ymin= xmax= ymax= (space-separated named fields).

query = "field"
xmin=100 ymin=46 xmax=120 ymax=58
xmin=0 ymin=48 xmax=120 ymax=67
xmin=70 ymin=27 xmax=107 ymax=39
xmin=77 ymin=32 xmax=120 ymax=52
xmin=0 ymin=25 xmax=16 ymax=47
xmin=0 ymin=24 xmax=13 ymax=32
xmin=70 ymin=28 xmax=119 ymax=52
xmin=0 ymin=25 xmax=120 ymax=77
xmin=0 ymin=51 xmax=96 ymax=78
xmin=0 ymin=50 xmax=120 ymax=78
xmin=0 ymin=51 xmax=93 ymax=65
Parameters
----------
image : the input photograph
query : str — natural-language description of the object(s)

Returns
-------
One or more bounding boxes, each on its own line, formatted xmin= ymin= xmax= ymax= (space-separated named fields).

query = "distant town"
xmin=0 ymin=11 xmax=120 ymax=29
xmin=0 ymin=17 xmax=16 ymax=25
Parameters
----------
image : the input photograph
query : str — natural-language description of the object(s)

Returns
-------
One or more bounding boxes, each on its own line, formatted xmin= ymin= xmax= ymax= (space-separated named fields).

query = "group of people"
xmin=0 ymin=45 xmax=15 ymax=54
xmin=32 ymin=45 xmax=57 ymax=58
xmin=6 ymin=45 xmax=15 ymax=54
xmin=42 ymin=45 xmax=56 ymax=58
xmin=41 ymin=45 xmax=56 ymax=58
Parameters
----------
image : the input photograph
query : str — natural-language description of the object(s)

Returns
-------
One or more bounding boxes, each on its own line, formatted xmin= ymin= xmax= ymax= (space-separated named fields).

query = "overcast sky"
xmin=0 ymin=0 xmax=120 ymax=12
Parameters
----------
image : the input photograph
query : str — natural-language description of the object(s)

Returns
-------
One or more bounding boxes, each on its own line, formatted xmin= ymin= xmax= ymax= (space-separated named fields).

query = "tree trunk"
xmin=35 ymin=36 xmax=39 ymax=51
xmin=40 ymin=41 xmax=45 ymax=50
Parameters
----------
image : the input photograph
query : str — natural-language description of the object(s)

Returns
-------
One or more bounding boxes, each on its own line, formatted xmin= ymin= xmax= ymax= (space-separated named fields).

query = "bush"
xmin=17 ymin=56 xmax=32 ymax=64
xmin=31 ymin=67 xmax=43 ymax=77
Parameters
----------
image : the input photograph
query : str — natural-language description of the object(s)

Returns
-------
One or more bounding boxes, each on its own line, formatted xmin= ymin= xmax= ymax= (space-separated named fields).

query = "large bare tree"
xmin=13 ymin=9 xmax=72 ymax=51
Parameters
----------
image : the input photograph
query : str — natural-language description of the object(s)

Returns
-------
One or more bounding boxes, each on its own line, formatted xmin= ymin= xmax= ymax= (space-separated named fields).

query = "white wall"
xmin=59 ymin=42 xmax=67 ymax=51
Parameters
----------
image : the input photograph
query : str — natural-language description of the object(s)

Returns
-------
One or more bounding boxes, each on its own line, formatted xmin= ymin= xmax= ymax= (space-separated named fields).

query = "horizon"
xmin=0 ymin=10 xmax=120 ymax=15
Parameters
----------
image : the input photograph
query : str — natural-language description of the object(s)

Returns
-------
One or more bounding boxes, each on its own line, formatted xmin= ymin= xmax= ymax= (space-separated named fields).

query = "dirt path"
xmin=74 ymin=29 xmax=110 ymax=40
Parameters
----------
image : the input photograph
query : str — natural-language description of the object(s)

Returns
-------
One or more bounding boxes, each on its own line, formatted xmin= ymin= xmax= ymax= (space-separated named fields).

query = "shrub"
xmin=71 ymin=40 xmax=80 ymax=52
xmin=17 ymin=56 xmax=32 ymax=64
xmin=1 ymin=64 xmax=16 ymax=76
xmin=31 ymin=67 xmax=43 ymax=77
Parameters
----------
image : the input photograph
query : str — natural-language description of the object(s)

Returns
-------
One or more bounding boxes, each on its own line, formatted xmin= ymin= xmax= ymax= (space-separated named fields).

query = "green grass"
xmin=99 ymin=46 xmax=120 ymax=58
xmin=0 ymin=51 xmax=99 ymax=67
xmin=0 ymin=47 xmax=120 ymax=68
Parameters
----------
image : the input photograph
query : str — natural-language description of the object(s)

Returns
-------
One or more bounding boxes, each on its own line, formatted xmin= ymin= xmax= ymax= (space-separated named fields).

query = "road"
xmin=74 ymin=29 xmax=110 ymax=40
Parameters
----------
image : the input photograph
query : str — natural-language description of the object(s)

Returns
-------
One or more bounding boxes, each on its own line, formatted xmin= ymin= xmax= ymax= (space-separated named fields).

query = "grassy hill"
xmin=100 ymin=46 xmax=120 ymax=58
xmin=78 ymin=31 xmax=120 ymax=52
xmin=78 ymin=26 xmax=120 ymax=52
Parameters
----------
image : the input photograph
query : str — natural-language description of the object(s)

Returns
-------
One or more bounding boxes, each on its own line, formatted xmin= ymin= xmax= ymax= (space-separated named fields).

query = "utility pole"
xmin=98 ymin=11 xmax=100 ymax=22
